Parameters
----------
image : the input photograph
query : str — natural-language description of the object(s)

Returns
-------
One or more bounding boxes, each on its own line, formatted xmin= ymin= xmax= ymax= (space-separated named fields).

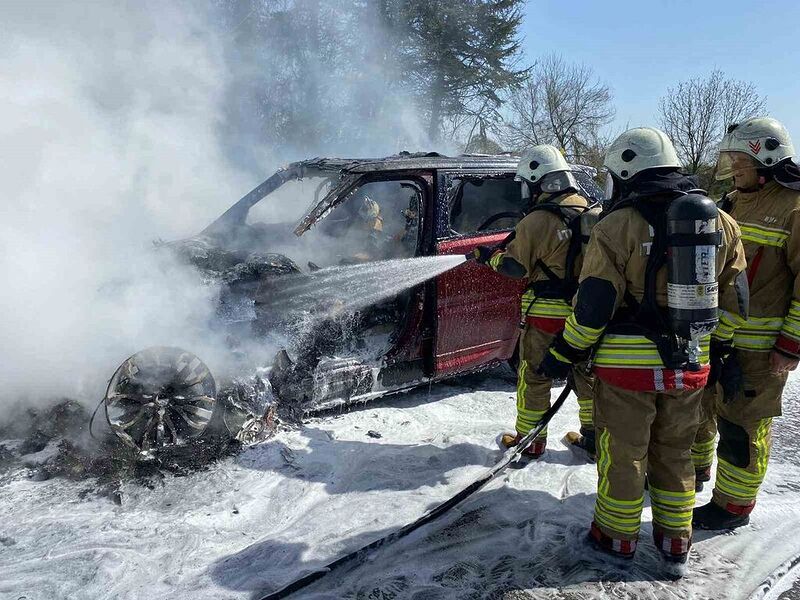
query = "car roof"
xmin=294 ymin=153 xmax=597 ymax=177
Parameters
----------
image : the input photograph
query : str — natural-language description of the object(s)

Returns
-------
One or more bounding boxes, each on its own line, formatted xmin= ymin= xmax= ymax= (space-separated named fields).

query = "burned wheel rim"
xmin=105 ymin=347 xmax=216 ymax=453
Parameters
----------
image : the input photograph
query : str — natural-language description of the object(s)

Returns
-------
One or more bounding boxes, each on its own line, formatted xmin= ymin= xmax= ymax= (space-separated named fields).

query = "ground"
xmin=3 ymin=372 xmax=800 ymax=600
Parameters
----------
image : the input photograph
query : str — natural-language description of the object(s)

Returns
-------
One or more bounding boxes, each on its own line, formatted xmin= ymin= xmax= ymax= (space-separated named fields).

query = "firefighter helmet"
xmin=358 ymin=196 xmax=380 ymax=220
xmin=515 ymin=145 xmax=570 ymax=184
xmin=604 ymin=127 xmax=681 ymax=180
xmin=716 ymin=117 xmax=796 ymax=180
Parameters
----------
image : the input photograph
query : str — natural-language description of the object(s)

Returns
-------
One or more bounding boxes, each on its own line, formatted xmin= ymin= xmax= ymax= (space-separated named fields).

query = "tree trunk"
xmin=428 ymin=74 xmax=445 ymax=143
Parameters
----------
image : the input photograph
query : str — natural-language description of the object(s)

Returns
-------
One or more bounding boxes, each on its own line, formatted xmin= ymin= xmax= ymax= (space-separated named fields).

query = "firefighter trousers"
xmin=516 ymin=325 xmax=594 ymax=440
xmin=592 ymin=378 xmax=703 ymax=551
xmin=691 ymin=350 xmax=786 ymax=515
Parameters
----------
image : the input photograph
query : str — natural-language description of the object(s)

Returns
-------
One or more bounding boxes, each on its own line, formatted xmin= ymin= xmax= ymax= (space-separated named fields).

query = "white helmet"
xmin=358 ymin=196 xmax=380 ymax=220
xmin=515 ymin=145 xmax=570 ymax=184
xmin=604 ymin=127 xmax=681 ymax=180
xmin=716 ymin=117 xmax=796 ymax=180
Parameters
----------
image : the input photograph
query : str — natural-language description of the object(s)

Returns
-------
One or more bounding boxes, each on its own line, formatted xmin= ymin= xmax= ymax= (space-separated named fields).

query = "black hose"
xmin=258 ymin=383 xmax=574 ymax=600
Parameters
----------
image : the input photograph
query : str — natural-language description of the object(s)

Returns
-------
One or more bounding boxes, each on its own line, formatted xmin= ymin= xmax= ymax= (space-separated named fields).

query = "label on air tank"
xmin=695 ymin=245 xmax=716 ymax=284
xmin=667 ymin=282 xmax=718 ymax=310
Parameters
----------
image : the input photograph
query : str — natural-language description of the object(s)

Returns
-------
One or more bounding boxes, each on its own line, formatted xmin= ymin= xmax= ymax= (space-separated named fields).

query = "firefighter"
xmin=537 ymin=128 xmax=748 ymax=570
xmin=691 ymin=117 xmax=800 ymax=530
xmin=473 ymin=144 xmax=597 ymax=461
xmin=342 ymin=195 xmax=385 ymax=263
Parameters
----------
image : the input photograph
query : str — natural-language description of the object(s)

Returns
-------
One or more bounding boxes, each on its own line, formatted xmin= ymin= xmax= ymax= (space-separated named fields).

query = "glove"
xmin=706 ymin=339 xmax=732 ymax=388
xmin=469 ymin=245 xmax=496 ymax=264
xmin=537 ymin=348 xmax=572 ymax=380
xmin=708 ymin=339 xmax=744 ymax=403
xmin=537 ymin=332 xmax=592 ymax=380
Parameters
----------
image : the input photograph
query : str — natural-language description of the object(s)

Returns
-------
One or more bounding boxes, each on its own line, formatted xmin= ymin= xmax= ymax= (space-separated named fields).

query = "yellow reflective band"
xmin=717 ymin=461 xmax=766 ymax=485
xmin=597 ymin=429 xmax=612 ymax=497
xmin=756 ymin=418 xmax=772 ymax=476
xmin=550 ymin=349 xmax=571 ymax=363
xmin=716 ymin=475 xmax=758 ymax=500
xmin=563 ymin=314 xmax=604 ymax=350
xmin=593 ymin=338 xmax=712 ymax=365
xmin=515 ymin=365 xmax=548 ymax=437
xmin=593 ymin=511 xmax=642 ymax=535
xmin=651 ymin=507 xmax=693 ymax=529
xmin=691 ymin=438 xmax=716 ymax=469
xmin=516 ymin=361 xmax=527 ymax=410
xmin=715 ymin=310 xmax=746 ymax=341
xmin=739 ymin=221 xmax=789 ymax=248
xmin=529 ymin=300 xmax=573 ymax=319
xmin=733 ymin=333 xmax=778 ymax=351
xmin=597 ymin=494 xmax=644 ymax=514
xmin=577 ymin=397 xmax=593 ymax=426
xmin=488 ymin=251 xmax=504 ymax=270
xmin=649 ymin=486 xmax=695 ymax=506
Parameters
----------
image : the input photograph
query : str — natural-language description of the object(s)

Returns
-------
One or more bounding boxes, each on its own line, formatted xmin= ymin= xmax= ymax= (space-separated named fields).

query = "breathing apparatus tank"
xmin=666 ymin=193 xmax=722 ymax=370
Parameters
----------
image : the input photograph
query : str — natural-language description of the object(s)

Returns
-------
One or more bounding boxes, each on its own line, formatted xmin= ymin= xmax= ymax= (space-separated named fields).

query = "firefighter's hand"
xmin=769 ymin=349 xmax=800 ymax=374
xmin=537 ymin=348 xmax=572 ymax=380
xmin=707 ymin=339 xmax=733 ymax=388
xmin=719 ymin=349 xmax=744 ymax=404
xmin=470 ymin=245 xmax=495 ymax=265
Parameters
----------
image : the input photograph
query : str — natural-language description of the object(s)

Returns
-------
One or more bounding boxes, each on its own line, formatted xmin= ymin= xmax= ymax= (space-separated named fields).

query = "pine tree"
xmin=396 ymin=0 xmax=528 ymax=142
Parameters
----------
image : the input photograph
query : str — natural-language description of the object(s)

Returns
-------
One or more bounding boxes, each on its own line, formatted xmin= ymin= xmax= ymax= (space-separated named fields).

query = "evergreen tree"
xmin=396 ymin=0 xmax=528 ymax=142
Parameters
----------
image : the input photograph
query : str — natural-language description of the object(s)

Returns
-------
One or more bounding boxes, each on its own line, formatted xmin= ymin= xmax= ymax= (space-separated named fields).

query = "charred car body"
xmin=104 ymin=153 xmax=603 ymax=455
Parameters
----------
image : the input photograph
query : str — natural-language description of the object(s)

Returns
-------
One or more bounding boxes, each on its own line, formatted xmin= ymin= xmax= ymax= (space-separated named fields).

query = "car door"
xmin=433 ymin=171 xmax=528 ymax=376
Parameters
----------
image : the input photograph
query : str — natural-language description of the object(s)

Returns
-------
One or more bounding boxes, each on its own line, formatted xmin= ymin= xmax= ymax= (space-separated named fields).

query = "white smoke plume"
xmin=0 ymin=2 xmax=257 ymax=408
xmin=0 ymin=1 xmax=436 ymax=412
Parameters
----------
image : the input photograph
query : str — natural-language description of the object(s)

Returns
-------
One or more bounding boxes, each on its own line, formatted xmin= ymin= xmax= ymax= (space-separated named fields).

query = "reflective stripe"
xmin=650 ymin=485 xmax=694 ymax=532
xmin=594 ymin=429 xmax=644 ymax=536
xmin=781 ymin=300 xmax=800 ymax=343
xmin=528 ymin=298 xmax=572 ymax=319
xmin=593 ymin=334 xmax=710 ymax=368
xmin=488 ymin=250 xmax=505 ymax=270
xmin=515 ymin=362 xmax=547 ymax=438
xmin=649 ymin=486 xmax=694 ymax=505
xmin=691 ymin=437 xmax=716 ymax=469
xmin=563 ymin=314 xmax=604 ymax=350
xmin=651 ymin=506 xmax=693 ymax=529
xmin=714 ymin=310 xmax=747 ymax=341
xmin=729 ymin=315 xmax=783 ymax=351
xmin=739 ymin=221 xmax=789 ymax=248
xmin=715 ymin=418 xmax=771 ymax=502
xmin=521 ymin=289 xmax=535 ymax=316
xmin=577 ymin=396 xmax=593 ymax=427
xmin=597 ymin=429 xmax=611 ymax=496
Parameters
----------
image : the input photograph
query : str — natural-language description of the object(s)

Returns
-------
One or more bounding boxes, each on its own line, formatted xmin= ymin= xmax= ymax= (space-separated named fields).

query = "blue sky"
xmin=519 ymin=0 xmax=800 ymax=138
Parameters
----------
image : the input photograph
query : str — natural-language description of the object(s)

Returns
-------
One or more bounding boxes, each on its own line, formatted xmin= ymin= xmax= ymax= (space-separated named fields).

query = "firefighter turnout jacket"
xmin=559 ymin=195 xmax=748 ymax=392
xmin=488 ymin=192 xmax=591 ymax=333
xmin=724 ymin=180 xmax=800 ymax=357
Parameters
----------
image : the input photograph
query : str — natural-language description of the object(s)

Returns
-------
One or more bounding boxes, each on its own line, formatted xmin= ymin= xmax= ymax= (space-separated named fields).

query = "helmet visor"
xmin=716 ymin=151 xmax=758 ymax=181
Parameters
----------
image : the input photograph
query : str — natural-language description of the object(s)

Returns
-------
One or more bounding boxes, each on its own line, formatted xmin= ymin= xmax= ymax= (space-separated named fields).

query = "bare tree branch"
xmin=496 ymin=53 xmax=614 ymax=168
xmin=658 ymin=70 xmax=766 ymax=180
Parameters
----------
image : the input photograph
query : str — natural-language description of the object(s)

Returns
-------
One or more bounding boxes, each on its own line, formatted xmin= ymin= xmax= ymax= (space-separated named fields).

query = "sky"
xmin=519 ymin=0 xmax=800 ymax=138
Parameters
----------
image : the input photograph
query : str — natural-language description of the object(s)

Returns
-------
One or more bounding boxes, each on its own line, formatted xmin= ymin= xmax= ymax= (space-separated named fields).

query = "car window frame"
xmin=437 ymin=171 xmax=522 ymax=241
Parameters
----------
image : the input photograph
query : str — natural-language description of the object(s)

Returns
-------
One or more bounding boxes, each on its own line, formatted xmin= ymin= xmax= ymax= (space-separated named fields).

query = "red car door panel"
xmin=435 ymin=233 xmax=525 ymax=375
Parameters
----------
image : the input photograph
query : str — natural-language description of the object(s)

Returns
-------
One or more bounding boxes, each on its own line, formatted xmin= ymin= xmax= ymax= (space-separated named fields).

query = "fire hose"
xmin=258 ymin=383 xmax=574 ymax=600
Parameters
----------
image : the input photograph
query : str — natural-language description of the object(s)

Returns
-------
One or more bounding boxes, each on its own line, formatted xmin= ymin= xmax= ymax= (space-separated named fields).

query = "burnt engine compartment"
xmin=102 ymin=233 xmax=411 ymax=458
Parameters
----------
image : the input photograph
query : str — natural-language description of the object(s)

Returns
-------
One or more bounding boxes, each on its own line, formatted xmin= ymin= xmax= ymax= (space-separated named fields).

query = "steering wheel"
xmin=477 ymin=211 xmax=524 ymax=231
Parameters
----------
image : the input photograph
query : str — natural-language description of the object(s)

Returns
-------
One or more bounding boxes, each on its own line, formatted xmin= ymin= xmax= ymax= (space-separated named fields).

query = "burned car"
xmin=103 ymin=153 xmax=603 ymax=455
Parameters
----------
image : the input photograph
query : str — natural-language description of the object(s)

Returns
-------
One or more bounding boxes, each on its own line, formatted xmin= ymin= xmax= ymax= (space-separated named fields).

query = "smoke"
xmin=0 ymin=1 xmax=437 ymax=412
xmin=0 ymin=2 xmax=254 ymax=407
